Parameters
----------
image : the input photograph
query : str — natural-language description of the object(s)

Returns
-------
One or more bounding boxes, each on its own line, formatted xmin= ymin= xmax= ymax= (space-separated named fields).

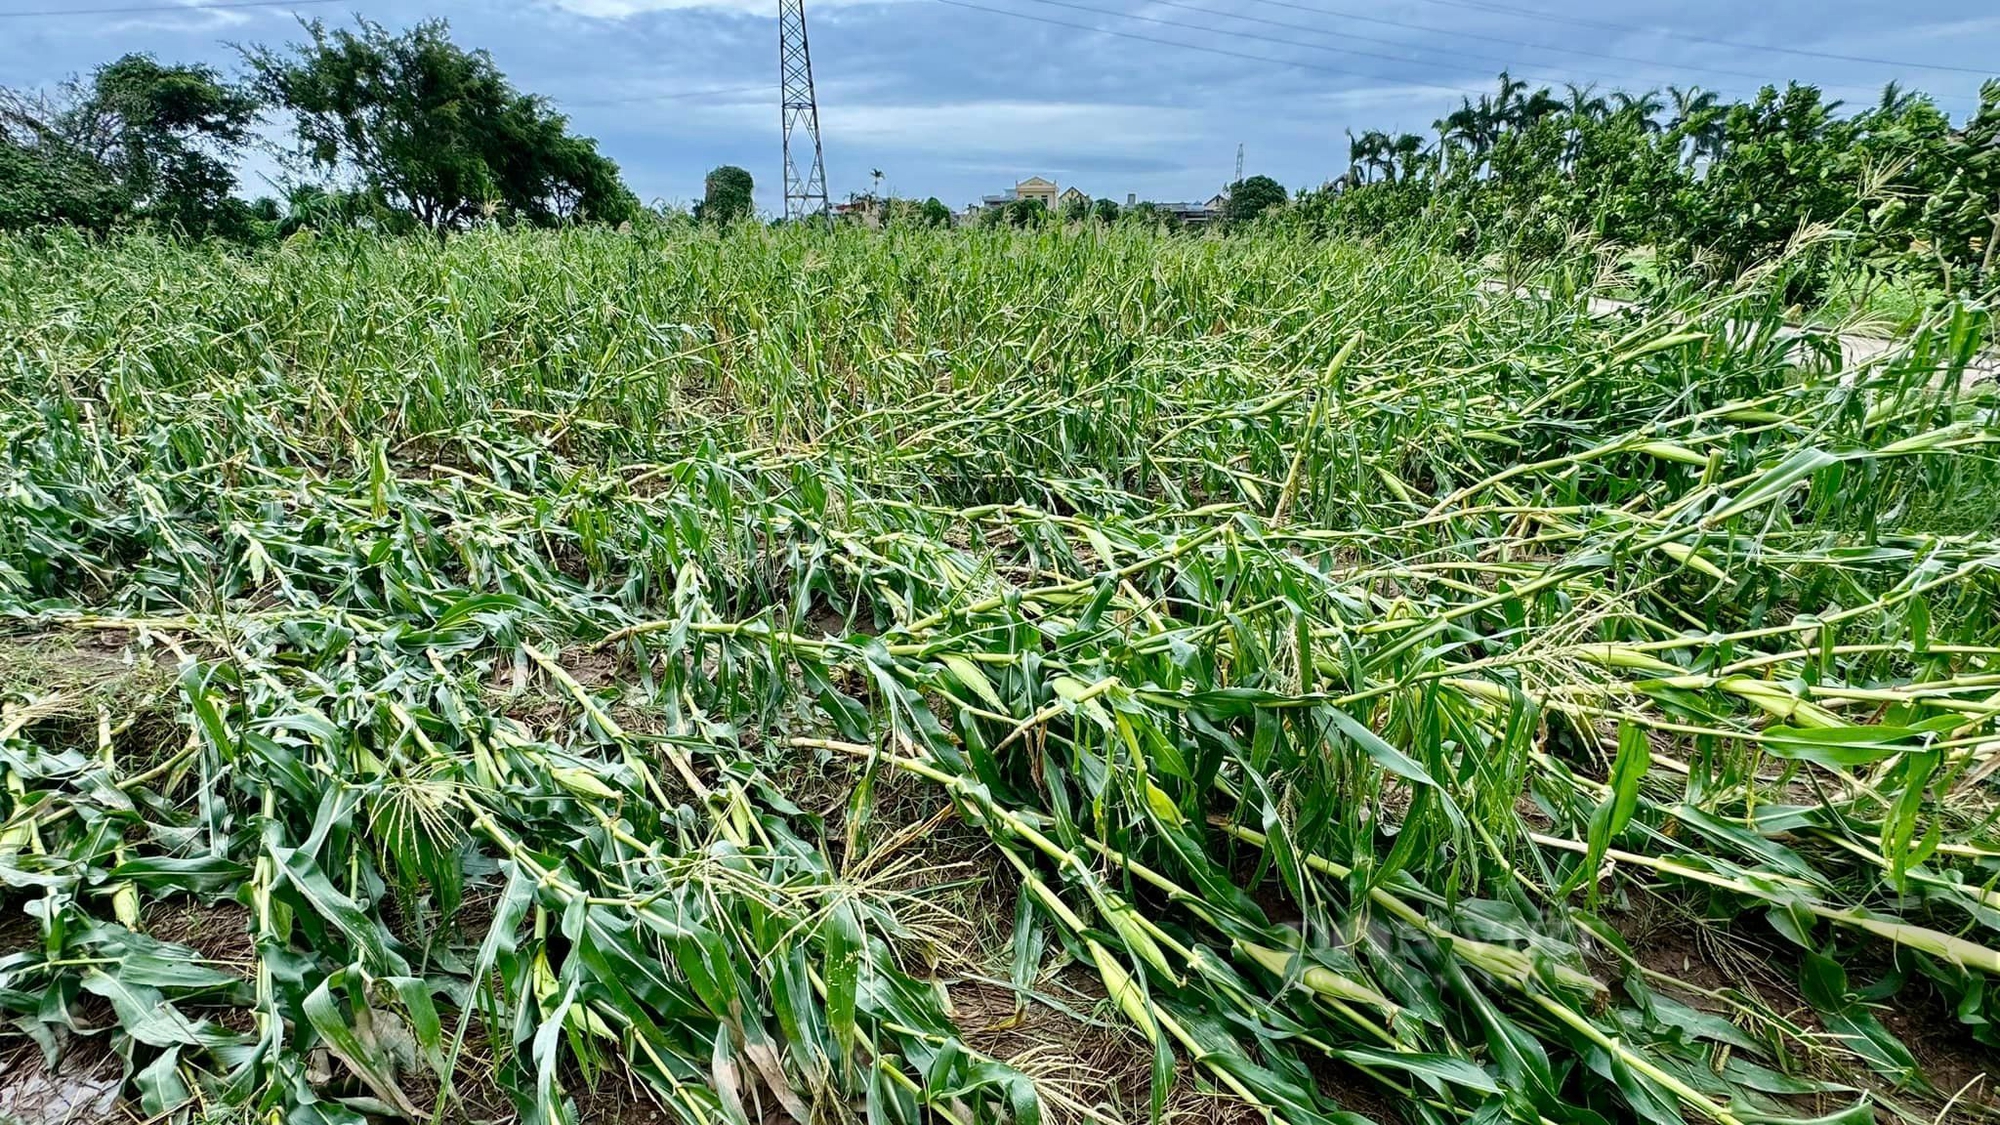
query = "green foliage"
xmin=243 ymin=17 xmax=638 ymax=232
xmin=918 ymin=195 xmax=952 ymax=228
xmin=1121 ymin=199 xmax=1180 ymax=231
xmin=1003 ymin=196 xmax=1047 ymax=227
xmin=83 ymin=55 xmax=258 ymax=237
xmin=700 ymin=164 xmax=755 ymax=225
xmin=1302 ymin=72 xmax=2000 ymax=302
xmin=0 ymin=132 xmax=123 ymax=230
xmin=276 ymin=181 xmax=412 ymax=235
xmin=1091 ymin=196 xmax=1120 ymax=223
xmin=1 ymin=54 xmax=255 ymax=237
xmin=1222 ymin=173 xmax=1287 ymax=226
xmin=1060 ymin=193 xmax=1090 ymax=223
xmin=2 ymin=223 xmax=1998 ymax=1125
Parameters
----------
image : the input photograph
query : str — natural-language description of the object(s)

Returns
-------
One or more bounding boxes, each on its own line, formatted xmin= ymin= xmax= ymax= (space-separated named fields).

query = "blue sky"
xmin=3 ymin=0 xmax=1996 ymax=214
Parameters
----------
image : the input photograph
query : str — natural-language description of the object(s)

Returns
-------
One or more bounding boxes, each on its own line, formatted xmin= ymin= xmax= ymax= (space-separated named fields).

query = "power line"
xmin=1231 ymin=0 xmax=1777 ymax=88
xmin=1200 ymin=0 xmax=1962 ymax=103
xmin=938 ymin=0 xmax=1978 ymax=113
xmin=1138 ymin=0 xmax=1737 ymax=97
xmin=993 ymin=0 xmax=1946 ymax=107
xmin=985 ymin=0 xmax=1580 ymax=91
xmin=0 ymin=0 xmax=341 ymax=17
xmin=1404 ymin=0 xmax=1996 ymax=77
xmin=920 ymin=0 xmax=1488 ymax=93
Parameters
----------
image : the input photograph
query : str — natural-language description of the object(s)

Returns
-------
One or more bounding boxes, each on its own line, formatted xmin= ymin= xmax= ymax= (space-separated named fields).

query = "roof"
xmin=1016 ymin=176 xmax=1056 ymax=188
xmin=982 ymin=192 xmax=1017 ymax=204
xmin=1059 ymin=187 xmax=1088 ymax=199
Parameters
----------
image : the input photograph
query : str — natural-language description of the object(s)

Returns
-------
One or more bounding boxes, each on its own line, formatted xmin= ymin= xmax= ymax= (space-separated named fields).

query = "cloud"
xmin=539 ymin=0 xmax=897 ymax=18
xmin=822 ymin=99 xmax=1185 ymax=154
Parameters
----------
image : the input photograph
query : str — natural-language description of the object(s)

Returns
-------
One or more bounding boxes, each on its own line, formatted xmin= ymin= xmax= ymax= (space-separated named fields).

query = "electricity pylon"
xmin=779 ymin=0 xmax=830 ymax=223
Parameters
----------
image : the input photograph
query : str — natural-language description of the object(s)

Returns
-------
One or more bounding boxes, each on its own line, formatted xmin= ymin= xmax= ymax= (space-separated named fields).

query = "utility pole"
xmin=778 ymin=0 xmax=830 ymax=223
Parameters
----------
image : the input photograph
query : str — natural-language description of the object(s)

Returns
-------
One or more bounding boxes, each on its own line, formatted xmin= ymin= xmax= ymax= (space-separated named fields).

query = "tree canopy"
xmin=1 ymin=54 xmax=257 ymax=236
xmin=1223 ymin=175 xmax=1287 ymax=226
xmin=700 ymin=165 xmax=754 ymax=224
xmin=243 ymin=18 xmax=638 ymax=233
xmin=1299 ymin=72 xmax=2000 ymax=298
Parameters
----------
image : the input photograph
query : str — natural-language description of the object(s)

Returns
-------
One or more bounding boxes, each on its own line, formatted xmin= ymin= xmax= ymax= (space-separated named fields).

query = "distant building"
xmin=968 ymin=179 xmax=1223 ymax=226
xmin=831 ymin=198 xmax=883 ymax=227
xmin=1151 ymin=199 xmax=1222 ymax=226
xmin=977 ymin=176 xmax=1061 ymax=215
xmin=1014 ymin=176 xmax=1058 ymax=209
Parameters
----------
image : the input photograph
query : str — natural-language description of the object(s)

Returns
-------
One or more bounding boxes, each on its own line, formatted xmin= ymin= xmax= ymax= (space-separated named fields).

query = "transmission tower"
xmin=778 ymin=0 xmax=830 ymax=223
xmin=1234 ymin=143 xmax=1244 ymax=185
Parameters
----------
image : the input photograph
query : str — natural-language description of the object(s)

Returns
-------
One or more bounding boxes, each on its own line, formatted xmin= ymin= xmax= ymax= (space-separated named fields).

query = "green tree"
xmin=1004 ymin=197 xmax=1047 ymax=227
xmin=1091 ymin=197 xmax=1120 ymax=223
xmin=1297 ymin=69 xmax=2000 ymax=304
xmin=1223 ymin=175 xmax=1288 ymax=226
xmin=919 ymin=196 xmax=952 ymax=228
xmin=0 ymin=124 xmax=122 ymax=230
xmin=2 ymin=54 xmax=255 ymax=236
xmin=244 ymin=18 xmax=638 ymax=233
xmin=1122 ymin=200 xmax=1180 ymax=230
xmin=1061 ymin=193 xmax=1089 ymax=223
xmin=700 ymin=165 xmax=755 ymax=225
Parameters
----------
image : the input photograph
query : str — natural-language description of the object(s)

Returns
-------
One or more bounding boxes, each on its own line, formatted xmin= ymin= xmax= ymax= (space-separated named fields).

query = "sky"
xmin=2 ymin=0 xmax=1996 ymax=215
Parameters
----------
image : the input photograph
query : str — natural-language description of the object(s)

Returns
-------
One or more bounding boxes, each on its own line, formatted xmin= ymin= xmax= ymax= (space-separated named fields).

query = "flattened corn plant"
xmin=2 ymin=224 xmax=1999 ymax=1125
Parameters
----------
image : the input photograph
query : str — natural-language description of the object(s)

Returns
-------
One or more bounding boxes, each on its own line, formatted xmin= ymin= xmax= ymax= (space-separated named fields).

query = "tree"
xmin=1665 ymin=85 xmax=1723 ymax=166
xmin=1299 ymin=68 xmax=1999 ymax=302
xmin=1004 ymin=197 xmax=1047 ymax=227
xmin=1 ymin=107 xmax=124 ymax=230
xmin=1348 ymin=129 xmax=1394 ymax=184
xmin=1092 ymin=197 xmax=1120 ymax=223
xmin=244 ymin=18 xmax=637 ymax=233
xmin=2 ymin=54 xmax=255 ymax=236
xmin=1492 ymin=71 xmax=1529 ymax=126
xmin=1061 ymin=193 xmax=1090 ymax=223
xmin=1612 ymin=90 xmax=1666 ymax=133
xmin=1223 ymin=175 xmax=1287 ymax=226
xmin=918 ymin=196 xmax=952 ymax=228
xmin=701 ymin=165 xmax=754 ymax=224
xmin=1390 ymin=133 xmax=1427 ymax=182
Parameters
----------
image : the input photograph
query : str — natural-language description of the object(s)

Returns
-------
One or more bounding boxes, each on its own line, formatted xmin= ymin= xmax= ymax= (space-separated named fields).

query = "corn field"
xmin=2 ymin=224 xmax=1999 ymax=1125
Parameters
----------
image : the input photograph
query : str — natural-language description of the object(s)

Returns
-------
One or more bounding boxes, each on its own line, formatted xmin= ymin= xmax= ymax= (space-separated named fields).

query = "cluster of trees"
xmin=833 ymin=183 xmax=955 ymax=228
xmin=1 ymin=55 xmax=260 ymax=237
xmin=1296 ymin=73 xmax=2000 ymax=297
xmin=1053 ymin=194 xmax=1125 ymax=224
xmin=1 ymin=18 xmax=637 ymax=240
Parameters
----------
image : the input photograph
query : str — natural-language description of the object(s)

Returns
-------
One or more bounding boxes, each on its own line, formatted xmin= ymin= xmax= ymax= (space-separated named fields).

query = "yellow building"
xmin=1013 ymin=176 xmax=1058 ymax=210
xmin=975 ymin=176 xmax=1064 ymax=218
